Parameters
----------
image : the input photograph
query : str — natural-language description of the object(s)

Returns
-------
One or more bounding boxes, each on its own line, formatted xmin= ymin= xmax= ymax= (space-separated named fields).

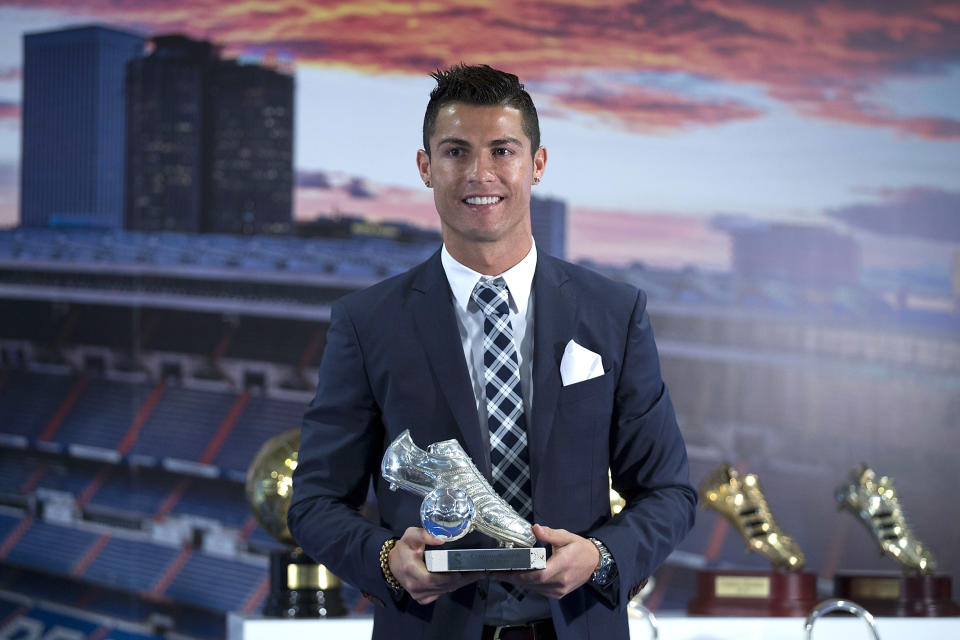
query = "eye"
xmin=493 ymin=147 xmax=513 ymax=157
xmin=446 ymin=147 xmax=463 ymax=158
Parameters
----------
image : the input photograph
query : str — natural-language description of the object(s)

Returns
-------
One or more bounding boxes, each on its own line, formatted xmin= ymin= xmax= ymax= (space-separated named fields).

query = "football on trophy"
xmin=420 ymin=487 xmax=475 ymax=541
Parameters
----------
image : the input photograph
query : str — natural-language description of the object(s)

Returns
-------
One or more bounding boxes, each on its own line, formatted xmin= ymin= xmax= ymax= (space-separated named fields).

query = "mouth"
xmin=462 ymin=195 xmax=504 ymax=206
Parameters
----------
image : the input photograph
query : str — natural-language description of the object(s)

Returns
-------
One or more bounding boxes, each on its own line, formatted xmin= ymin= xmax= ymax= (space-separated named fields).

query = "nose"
xmin=468 ymin=152 xmax=495 ymax=182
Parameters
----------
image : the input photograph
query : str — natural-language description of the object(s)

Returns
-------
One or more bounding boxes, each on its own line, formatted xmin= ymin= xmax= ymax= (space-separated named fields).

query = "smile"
xmin=463 ymin=196 xmax=503 ymax=205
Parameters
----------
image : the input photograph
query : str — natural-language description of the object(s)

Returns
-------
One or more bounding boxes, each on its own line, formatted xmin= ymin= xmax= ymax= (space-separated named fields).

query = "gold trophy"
xmin=246 ymin=429 xmax=346 ymax=617
xmin=688 ymin=464 xmax=817 ymax=616
xmin=833 ymin=464 xmax=958 ymax=616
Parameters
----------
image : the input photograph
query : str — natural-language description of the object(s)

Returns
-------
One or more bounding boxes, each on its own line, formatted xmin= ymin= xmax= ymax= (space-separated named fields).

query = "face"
xmin=417 ymin=103 xmax=546 ymax=262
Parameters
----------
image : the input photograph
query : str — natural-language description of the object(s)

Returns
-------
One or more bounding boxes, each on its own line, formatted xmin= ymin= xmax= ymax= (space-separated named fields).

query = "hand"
xmin=388 ymin=527 xmax=483 ymax=605
xmin=500 ymin=524 xmax=600 ymax=599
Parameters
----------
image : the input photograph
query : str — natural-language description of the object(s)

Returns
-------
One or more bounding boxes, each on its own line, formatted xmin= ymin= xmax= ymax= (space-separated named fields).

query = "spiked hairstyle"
xmin=422 ymin=63 xmax=541 ymax=158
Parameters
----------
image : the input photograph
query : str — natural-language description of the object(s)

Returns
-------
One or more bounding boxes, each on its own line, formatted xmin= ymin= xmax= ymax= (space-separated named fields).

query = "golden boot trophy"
xmin=836 ymin=464 xmax=934 ymax=574
xmin=833 ymin=464 xmax=958 ymax=616
xmin=688 ymin=464 xmax=817 ymax=616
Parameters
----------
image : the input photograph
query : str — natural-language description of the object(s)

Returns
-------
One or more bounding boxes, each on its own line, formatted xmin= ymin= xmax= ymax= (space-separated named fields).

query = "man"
xmin=288 ymin=64 xmax=696 ymax=640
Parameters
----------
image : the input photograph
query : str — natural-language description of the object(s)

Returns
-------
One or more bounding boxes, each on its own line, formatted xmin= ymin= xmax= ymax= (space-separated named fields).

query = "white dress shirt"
xmin=440 ymin=241 xmax=551 ymax=625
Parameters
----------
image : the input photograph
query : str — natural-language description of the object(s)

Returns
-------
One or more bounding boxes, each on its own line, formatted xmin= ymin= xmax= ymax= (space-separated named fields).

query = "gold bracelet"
xmin=379 ymin=537 xmax=403 ymax=592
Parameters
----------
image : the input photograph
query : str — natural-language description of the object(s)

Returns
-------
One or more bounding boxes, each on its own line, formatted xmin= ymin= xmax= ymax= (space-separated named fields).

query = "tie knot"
xmin=471 ymin=277 xmax=510 ymax=317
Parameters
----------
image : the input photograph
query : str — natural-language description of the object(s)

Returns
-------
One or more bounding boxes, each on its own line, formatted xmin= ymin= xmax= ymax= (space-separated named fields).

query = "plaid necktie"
xmin=471 ymin=277 xmax=533 ymax=521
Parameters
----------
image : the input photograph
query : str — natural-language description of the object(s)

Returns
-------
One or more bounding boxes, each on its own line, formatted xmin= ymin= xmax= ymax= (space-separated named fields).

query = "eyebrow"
xmin=436 ymin=137 xmax=524 ymax=148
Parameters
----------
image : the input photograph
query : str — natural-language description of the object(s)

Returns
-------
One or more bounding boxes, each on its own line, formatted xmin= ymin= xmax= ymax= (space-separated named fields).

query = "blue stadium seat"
xmin=165 ymin=551 xmax=266 ymax=612
xmin=4 ymin=518 xmax=98 ymax=576
xmin=82 ymin=537 xmax=180 ymax=592
xmin=55 ymin=379 xmax=153 ymax=450
xmin=131 ymin=387 xmax=236 ymax=461
xmin=0 ymin=371 xmax=75 ymax=439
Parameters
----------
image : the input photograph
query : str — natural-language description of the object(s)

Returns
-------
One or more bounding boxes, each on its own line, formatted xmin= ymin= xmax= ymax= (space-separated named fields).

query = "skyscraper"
xmin=20 ymin=26 xmax=144 ymax=229
xmin=124 ymin=36 xmax=216 ymax=232
xmin=125 ymin=35 xmax=293 ymax=234
xmin=206 ymin=61 xmax=294 ymax=235
xmin=530 ymin=195 xmax=567 ymax=259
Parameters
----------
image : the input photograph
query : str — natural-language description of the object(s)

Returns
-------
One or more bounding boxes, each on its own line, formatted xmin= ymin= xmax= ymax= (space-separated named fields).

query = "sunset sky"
xmin=0 ymin=1 xmax=957 ymax=271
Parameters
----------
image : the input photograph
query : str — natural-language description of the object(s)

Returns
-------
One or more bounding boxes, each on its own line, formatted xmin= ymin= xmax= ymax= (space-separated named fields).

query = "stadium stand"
xmin=0 ymin=370 xmax=74 ymax=440
xmin=164 ymin=552 xmax=267 ymax=613
xmin=212 ymin=394 xmax=303 ymax=477
xmin=130 ymin=387 xmax=239 ymax=462
xmin=1 ymin=516 xmax=98 ymax=576
xmin=53 ymin=378 xmax=155 ymax=451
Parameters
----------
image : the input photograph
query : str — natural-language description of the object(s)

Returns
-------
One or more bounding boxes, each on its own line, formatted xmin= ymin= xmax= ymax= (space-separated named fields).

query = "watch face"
xmin=588 ymin=537 xmax=617 ymax=586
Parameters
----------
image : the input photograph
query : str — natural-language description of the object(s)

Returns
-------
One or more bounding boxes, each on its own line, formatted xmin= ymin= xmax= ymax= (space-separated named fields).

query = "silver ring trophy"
xmin=804 ymin=598 xmax=881 ymax=640
xmin=381 ymin=429 xmax=546 ymax=572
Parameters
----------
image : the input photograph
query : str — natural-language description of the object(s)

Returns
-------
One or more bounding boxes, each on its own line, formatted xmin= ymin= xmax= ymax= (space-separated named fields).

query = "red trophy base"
xmin=834 ymin=573 xmax=960 ymax=617
xmin=688 ymin=569 xmax=818 ymax=616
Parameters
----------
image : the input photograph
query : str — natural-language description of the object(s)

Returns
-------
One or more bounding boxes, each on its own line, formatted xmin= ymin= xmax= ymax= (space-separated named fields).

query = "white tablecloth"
xmin=228 ymin=612 xmax=957 ymax=640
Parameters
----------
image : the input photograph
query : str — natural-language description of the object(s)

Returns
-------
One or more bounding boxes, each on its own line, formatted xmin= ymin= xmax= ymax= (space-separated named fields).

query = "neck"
xmin=443 ymin=236 xmax=532 ymax=276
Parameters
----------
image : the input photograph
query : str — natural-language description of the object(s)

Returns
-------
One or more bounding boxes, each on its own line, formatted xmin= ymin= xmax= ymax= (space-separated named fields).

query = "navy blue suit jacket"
xmin=288 ymin=251 xmax=696 ymax=640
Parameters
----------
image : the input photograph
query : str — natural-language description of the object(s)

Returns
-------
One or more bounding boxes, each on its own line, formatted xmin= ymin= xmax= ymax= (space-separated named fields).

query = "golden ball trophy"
xmin=246 ymin=428 xmax=347 ymax=617
xmin=688 ymin=464 xmax=818 ymax=616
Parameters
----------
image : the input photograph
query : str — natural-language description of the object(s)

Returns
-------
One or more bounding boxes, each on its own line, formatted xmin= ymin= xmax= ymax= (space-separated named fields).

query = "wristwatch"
xmin=588 ymin=537 xmax=617 ymax=587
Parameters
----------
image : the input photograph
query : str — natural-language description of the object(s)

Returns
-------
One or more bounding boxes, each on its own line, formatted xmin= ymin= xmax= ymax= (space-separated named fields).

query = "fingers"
xmin=389 ymin=528 xmax=477 ymax=605
xmin=501 ymin=528 xmax=599 ymax=599
xmin=400 ymin=526 xmax=444 ymax=552
xmin=532 ymin=523 xmax=574 ymax=546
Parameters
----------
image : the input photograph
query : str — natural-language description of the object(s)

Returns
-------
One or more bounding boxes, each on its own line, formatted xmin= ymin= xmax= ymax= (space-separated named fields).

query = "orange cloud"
xmin=8 ymin=0 xmax=960 ymax=138
xmin=546 ymin=81 xmax=763 ymax=133
xmin=569 ymin=207 xmax=731 ymax=269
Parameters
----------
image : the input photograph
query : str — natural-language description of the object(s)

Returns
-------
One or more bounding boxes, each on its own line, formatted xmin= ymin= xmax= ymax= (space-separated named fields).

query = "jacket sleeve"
xmin=287 ymin=299 xmax=399 ymax=607
xmin=588 ymin=289 xmax=698 ymax=607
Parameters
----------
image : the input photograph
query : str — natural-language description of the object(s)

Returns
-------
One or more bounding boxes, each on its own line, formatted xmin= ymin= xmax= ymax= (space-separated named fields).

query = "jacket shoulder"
xmin=334 ymin=251 xmax=438 ymax=317
xmin=544 ymin=255 xmax=644 ymax=311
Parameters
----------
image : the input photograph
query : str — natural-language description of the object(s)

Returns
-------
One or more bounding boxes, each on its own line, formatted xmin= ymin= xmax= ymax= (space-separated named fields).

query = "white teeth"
xmin=464 ymin=196 xmax=502 ymax=205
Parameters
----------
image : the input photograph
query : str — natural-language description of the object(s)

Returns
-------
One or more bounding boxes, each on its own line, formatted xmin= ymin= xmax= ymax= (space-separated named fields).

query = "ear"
xmin=532 ymin=146 xmax=547 ymax=183
xmin=416 ymin=149 xmax=432 ymax=187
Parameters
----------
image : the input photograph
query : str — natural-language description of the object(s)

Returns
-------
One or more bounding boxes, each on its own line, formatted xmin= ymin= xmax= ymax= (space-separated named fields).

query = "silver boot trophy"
xmin=381 ymin=429 xmax=546 ymax=572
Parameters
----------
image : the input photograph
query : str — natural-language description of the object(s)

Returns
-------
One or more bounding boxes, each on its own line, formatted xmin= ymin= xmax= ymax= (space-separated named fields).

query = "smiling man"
xmin=289 ymin=64 xmax=696 ymax=640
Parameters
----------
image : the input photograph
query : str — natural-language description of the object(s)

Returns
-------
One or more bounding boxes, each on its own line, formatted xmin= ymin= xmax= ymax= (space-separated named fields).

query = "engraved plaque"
xmin=715 ymin=575 xmax=772 ymax=598
xmin=850 ymin=577 xmax=901 ymax=600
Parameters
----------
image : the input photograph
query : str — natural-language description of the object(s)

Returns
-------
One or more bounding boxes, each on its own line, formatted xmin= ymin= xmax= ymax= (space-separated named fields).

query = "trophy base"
xmin=834 ymin=573 xmax=960 ymax=617
xmin=263 ymin=549 xmax=347 ymax=618
xmin=687 ymin=569 xmax=818 ymax=616
xmin=425 ymin=547 xmax=546 ymax=572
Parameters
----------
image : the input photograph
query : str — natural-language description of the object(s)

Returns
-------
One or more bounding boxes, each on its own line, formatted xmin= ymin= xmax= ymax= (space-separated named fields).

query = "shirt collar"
xmin=441 ymin=240 xmax=538 ymax=315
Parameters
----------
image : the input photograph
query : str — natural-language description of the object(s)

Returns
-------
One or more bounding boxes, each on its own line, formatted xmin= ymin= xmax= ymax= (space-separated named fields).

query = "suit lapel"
xmin=410 ymin=252 xmax=488 ymax=475
xmin=529 ymin=255 xmax=577 ymax=497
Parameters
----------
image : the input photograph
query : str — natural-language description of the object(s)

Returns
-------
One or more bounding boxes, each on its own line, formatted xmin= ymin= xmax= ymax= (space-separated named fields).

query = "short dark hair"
xmin=422 ymin=63 xmax=540 ymax=157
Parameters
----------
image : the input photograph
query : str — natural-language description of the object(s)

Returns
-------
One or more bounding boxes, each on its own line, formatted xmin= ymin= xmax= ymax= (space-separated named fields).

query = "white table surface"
xmin=228 ymin=611 xmax=958 ymax=640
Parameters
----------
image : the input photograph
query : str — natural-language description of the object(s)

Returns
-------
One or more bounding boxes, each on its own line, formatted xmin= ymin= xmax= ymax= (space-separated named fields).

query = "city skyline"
xmin=0 ymin=2 xmax=957 ymax=276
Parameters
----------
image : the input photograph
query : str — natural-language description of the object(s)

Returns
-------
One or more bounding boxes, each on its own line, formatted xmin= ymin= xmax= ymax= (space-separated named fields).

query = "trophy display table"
xmin=834 ymin=573 xmax=959 ymax=617
xmin=228 ymin=612 xmax=960 ymax=640
xmin=687 ymin=569 xmax=818 ymax=616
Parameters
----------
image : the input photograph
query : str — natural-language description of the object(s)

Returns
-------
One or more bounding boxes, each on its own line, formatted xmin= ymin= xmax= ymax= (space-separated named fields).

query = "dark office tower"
xmin=125 ymin=34 xmax=294 ymax=234
xmin=20 ymin=26 xmax=144 ymax=228
xmin=206 ymin=61 xmax=294 ymax=235
xmin=530 ymin=195 xmax=567 ymax=259
xmin=125 ymin=36 xmax=217 ymax=232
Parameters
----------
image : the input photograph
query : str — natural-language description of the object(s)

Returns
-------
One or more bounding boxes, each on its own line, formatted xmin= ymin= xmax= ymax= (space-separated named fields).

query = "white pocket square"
xmin=560 ymin=339 xmax=604 ymax=386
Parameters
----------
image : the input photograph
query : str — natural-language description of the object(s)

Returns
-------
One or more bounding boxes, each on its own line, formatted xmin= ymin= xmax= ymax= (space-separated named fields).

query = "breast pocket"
xmin=558 ymin=368 xmax=613 ymax=404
